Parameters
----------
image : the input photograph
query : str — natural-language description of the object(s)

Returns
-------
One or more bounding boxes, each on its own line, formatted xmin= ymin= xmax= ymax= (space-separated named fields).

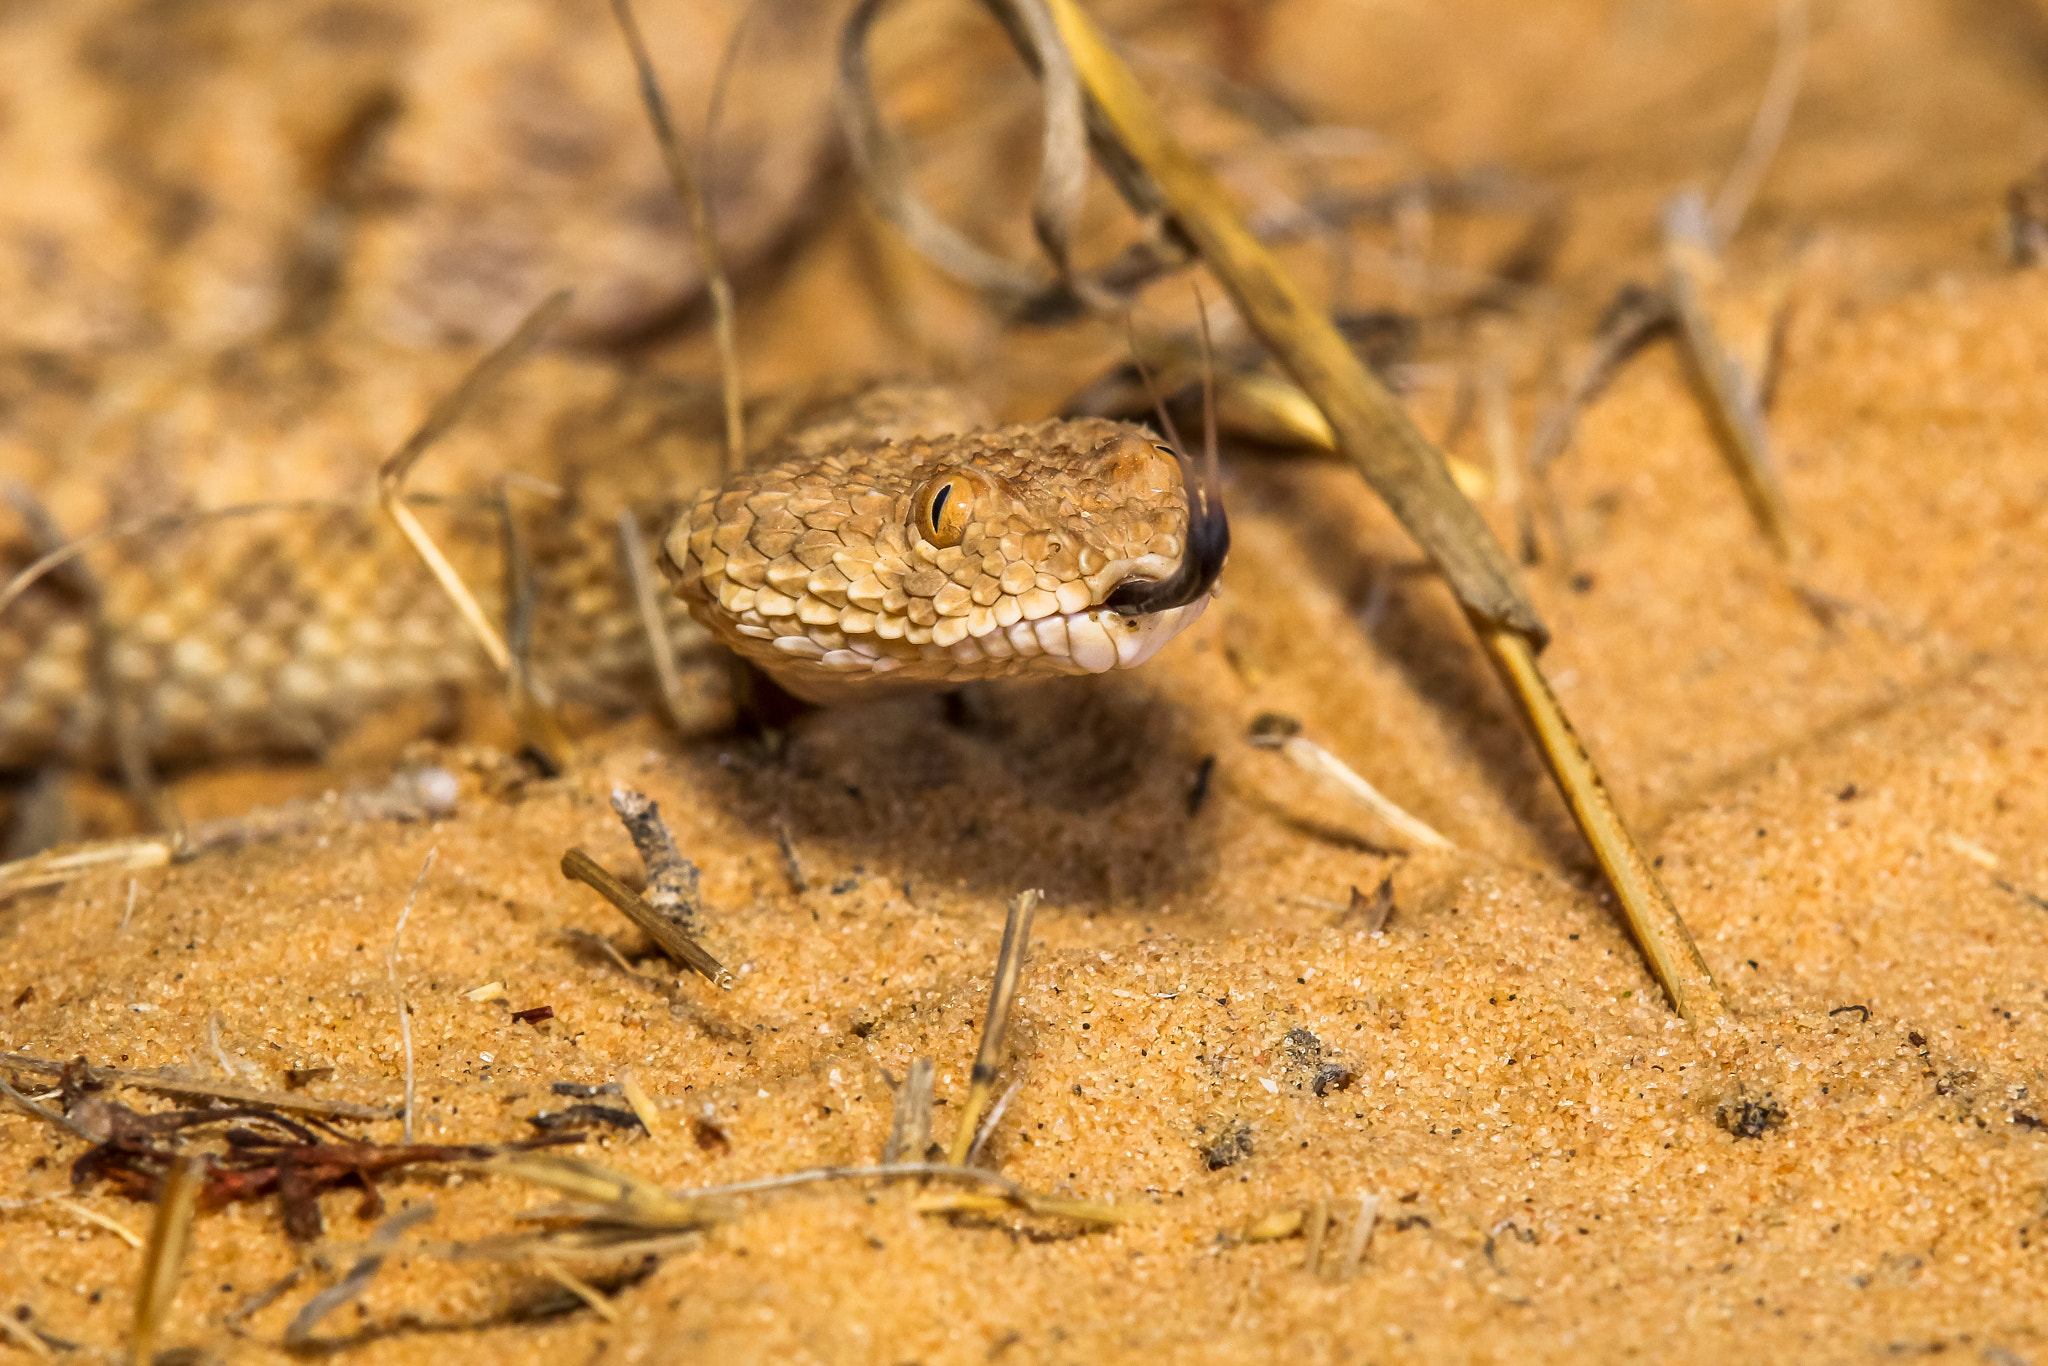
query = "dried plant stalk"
xmin=611 ymin=0 xmax=745 ymax=470
xmin=560 ymin=847 xmax=732 ymax=988
xmin=1034 ymin=0 xmax=1725 ymax=1021
xmin=1479 ymin=632 xmax=1723 ymax=1020
xmin=948 ymin=889 xmax=1040 ymax=1165
xmin=130 ymin=1154 xmax=203 ymax=1366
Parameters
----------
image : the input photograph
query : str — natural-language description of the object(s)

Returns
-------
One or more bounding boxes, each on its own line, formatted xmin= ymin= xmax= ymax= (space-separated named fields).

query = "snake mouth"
xmin=837 ymin=593 xmax=1211 ymax=679
xmin=1102 ymin=440 xmax=1229 ymax=617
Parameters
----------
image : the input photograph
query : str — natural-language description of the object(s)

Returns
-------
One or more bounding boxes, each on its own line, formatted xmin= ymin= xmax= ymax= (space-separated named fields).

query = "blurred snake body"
xmin=0 ymin=381 xmax=1223 ymax=768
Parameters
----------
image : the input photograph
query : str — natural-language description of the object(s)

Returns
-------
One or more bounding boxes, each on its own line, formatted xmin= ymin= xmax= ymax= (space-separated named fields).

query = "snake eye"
xmin=913 ymin=471 xmax=974 ymax=547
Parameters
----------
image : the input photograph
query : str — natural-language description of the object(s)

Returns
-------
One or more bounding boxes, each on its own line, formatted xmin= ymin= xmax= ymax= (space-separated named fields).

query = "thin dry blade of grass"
xmin=1034 ymin=0 xmax=1725 ymax=1023
xmin=1664 ymin=193 xmax=1796 ymax=559
xmin=948 ymin=889 xmax=1040 ymax=1165
xmin=387 ymin=849 xmax=436 ymax=1143
xmin=376 ymin=290 xmax=570 ymax=673
xmin=0 ymin=1051 xmax=397 ymax=1121
xmin=883 ymin=1057 xmax=936 ymax=1165
xmin=130 ymin=1153 xmax=203 ymax=1366
xmin=612 ymin=0 xmax=745 ymax=472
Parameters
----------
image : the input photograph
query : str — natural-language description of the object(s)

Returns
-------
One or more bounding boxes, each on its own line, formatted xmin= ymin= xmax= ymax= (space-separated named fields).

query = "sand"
xmin=4 ymin=0 xmax=2048 ymax=1361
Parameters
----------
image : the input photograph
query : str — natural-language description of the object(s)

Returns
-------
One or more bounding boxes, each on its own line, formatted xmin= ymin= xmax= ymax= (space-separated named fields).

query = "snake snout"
xmin=1104 ymin=441 xmax=1229 ymax=617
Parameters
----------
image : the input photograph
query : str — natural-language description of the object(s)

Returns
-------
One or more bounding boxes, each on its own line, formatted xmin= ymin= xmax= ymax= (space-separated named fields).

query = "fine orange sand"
xmin=4 ymin=1 xmax=2048 ymax=1362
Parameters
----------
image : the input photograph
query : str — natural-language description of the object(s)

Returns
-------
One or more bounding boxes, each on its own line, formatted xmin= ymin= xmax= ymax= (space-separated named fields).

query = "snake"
xmin=0 ymin=374 xmax=1225 ymax=771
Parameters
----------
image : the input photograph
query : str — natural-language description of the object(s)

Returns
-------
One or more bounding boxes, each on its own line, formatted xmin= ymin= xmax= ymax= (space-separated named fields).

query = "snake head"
xmin=663 ymin=416 xmax=1225 ymax=701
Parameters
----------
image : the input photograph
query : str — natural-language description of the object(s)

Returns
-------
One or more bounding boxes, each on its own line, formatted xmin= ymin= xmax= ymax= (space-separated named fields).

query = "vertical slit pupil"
xmin=929 ymin=483 xmax=953 ymax=527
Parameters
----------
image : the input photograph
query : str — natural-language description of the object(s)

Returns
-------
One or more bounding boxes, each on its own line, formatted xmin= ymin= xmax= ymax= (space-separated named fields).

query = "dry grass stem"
xmin=1302 ymin=1198 xmax=1331 ymax=1274
xmin=538 ymin=1261 xmax=621 ymax=1323
xmin=966 ymin=1078 xmax=1024 ymax=1164
xmin=1710 ymin=0 xmax=1810 ymax=244
xmin=494 ymin=478 xmax=576 ymax=768
xmin=1277 ymin=736 xmax=1455 ymax=852
xmin=1664 ymin=194 xmax=1795 ymax=559
xmin=376 ymin=288 xmax=572 ymax=680
xmin=130 ymin=1152 xmax=203 ymax=1366
xmin=1526 ymin=286 xmax=1672 ymax=479
xmin=1039 ymin=0 xmax=1540 ymax=641
xmin=948 ymin=888 xmax=1041 ymax=1165
xmin=1478 ymin=629 xmax=1724 ymax=1020
xmin=1037 ymin=0 xmax=1721 ymax=1019
xmin=0 ymin=1051 xmax=398 ymax=1121
xmin=1329 ymin=1191 xmax=1380 ymax=1279
xmin=0 ymin=1072 xmax=93 ymax=1138
xmin=611 ymin=0 xmax=745 ymax=471
xmin=0 ymin=837 xmax=173 ymax=896
xmin=617 ymin=1070 xmax=665 ymax=1141
xmin=387 ymin=848 xmax=436 ymax=1143
xmin=48 ymin=1196 xmax=144 ymax=1248
xmin=883 ymin=1057 xmax=936 ymax=1164
xmin=490 ymin=1152 xmax=724 ymax=1229
xmin=679 ymin=1160 xmax=1130 ymax=1225
xmin=560 ymin=847 xmax=731 ymax=987
xmin=0 ymin=1314 xmax=53 ymax=1361
xmin=775 ymin=819 xmax=808 ymax=894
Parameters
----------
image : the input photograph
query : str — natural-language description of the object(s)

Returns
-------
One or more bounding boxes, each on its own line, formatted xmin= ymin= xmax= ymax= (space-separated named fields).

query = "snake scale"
xmin=0 ymin=356 xmax=1222 ymax=771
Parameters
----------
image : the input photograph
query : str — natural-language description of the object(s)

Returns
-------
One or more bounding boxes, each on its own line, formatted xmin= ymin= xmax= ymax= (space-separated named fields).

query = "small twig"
xmin=883 ymin=1057 xmax=936 ymax=1164
xmin=561 ymin=848 xmax=731 ymax=988
xmin=948 ymin=889 xmax=1040 ymax=1165
xmin=388 ymin=848 xmax=437 ymax=1143
xmin=1526 ymin=285 xmax=1673 ymax=478
xmin=609 ymin=788 xmax=704 ymax=935
xmin=0 ymin=1071 xmax=92 ymax=1138
xmin=611 ymin=0 xmax=744 ymax=471
xmin=131 ymin=1153 xmax=204 ymax=1366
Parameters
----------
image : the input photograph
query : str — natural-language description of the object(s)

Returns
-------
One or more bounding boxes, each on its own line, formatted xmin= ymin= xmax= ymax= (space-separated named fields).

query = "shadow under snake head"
xmin=661 ymin=415 xmax=1226 ymax=704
